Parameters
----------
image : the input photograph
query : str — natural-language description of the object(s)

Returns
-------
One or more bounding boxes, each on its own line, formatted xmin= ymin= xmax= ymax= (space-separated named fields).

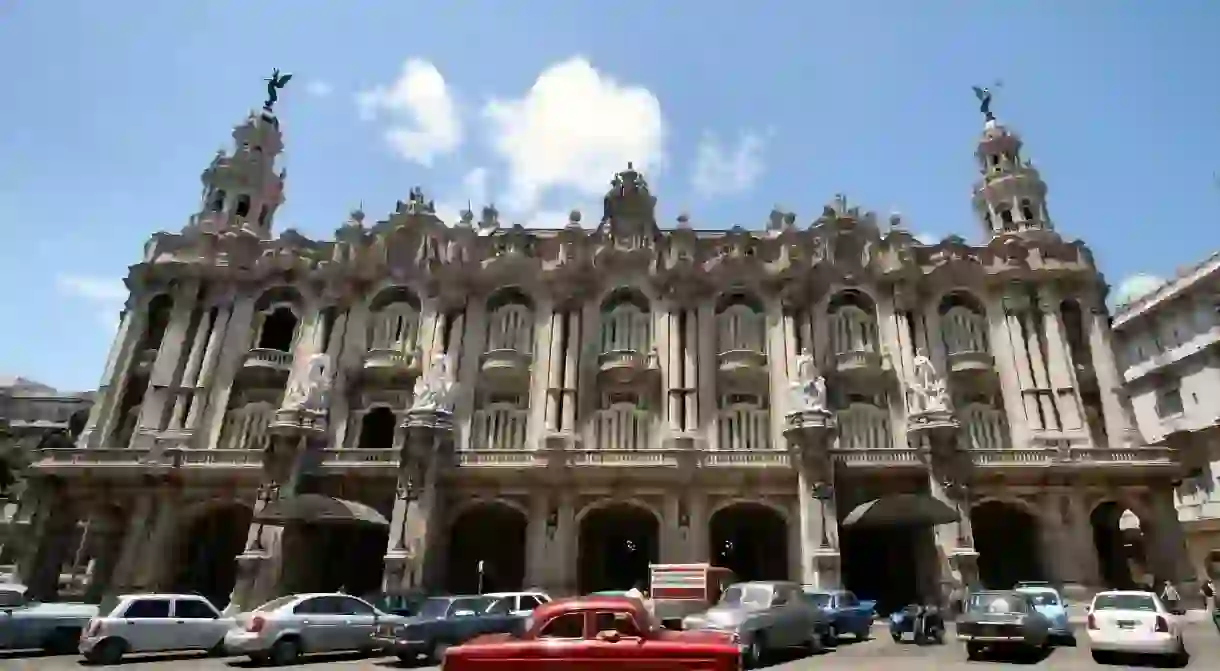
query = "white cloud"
xmin=690 ymin=130 xmax=769 ymax=199
xmin=482 ymin=57 xmax=665 ymax=213
xmin=357 ymin=59 xmax=463 ymax=166
xmin=304 ymin=80 xmax=333 ymax=98
xmin=56 ymin=274 xmax=126 ymax=330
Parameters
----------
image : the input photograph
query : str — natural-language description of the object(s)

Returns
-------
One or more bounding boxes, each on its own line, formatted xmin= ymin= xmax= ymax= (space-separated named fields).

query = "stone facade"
xmin=1112 ymin=251 xmax=1220 ymax=582
xmin=10 ymin=106 xmax=1194 ymax=611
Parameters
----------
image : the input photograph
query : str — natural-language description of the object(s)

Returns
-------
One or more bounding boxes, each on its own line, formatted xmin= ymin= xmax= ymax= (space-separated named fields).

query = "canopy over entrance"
xmin=841 ymin=494 xmax=959 ymax=528
xmin=253 ymin=494 xmax=389 ymax=527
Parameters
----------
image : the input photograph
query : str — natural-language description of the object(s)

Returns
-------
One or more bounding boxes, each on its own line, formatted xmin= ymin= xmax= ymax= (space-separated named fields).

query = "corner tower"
xmin=970 ymin=93 xmax=1052 ymax=238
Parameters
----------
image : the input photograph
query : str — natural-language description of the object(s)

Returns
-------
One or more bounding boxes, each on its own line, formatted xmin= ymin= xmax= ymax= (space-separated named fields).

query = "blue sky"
xmin=1 ymin=1 xmax=1218 ymax=392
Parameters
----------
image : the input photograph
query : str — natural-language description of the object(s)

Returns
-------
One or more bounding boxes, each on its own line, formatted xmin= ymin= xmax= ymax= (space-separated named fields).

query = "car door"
xmin=532 ymin=610 xmax=589 ymax=670
xmin=292 ymin=596 xmax=346 ymax=652
xmin=334 ymin=595 xmax=378 ymax=650
xmin=772 ymin=585 xmax=807 ymax=647
xmin=838 ymin=591 xmax=861 ymax=631
xmin=171 ymin=597 xmax=223 ymax=650
xmin=117 ymin=598 xmax=175 ymax=652
xmin=0 ymin=587 xmax=26 ymax=648
xmin=587 ymin=610 xmax=656 ymax=669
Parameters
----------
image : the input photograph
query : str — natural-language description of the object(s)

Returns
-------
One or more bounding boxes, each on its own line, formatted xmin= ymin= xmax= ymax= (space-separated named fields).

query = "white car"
xmin=223 ymin=592 xmax=404 ymax=666
xmin=78 ymin=593 xmax=233 ymax=664
xmin=1086 ymin=590 xmax=1189 ymax=666
xmin=483 ymin=591 xmax=551 ymax=616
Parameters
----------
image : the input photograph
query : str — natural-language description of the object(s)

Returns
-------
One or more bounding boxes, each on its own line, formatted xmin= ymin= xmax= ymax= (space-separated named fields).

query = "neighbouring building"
xmin=1113 ymin=251 xmax=1220 ymax=582
xmin=10 ymin=92 xmax=1194 ymax=612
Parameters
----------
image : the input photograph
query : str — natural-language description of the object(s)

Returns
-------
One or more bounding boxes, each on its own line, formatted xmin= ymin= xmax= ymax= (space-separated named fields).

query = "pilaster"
xmin=526 ymin=297 xmax=554 ymax=448
xmin=660 ymin=492 xmax=682 ymax=562
xmin=983 ymin=293 xmax=1030 ymax=448
xmin=383 ymin=410 xmax=453 ymax=593
xmin=1036 ymin=286 xmax=1085 ymax=433
xmin=696 ymin=302 xmax=716 ymax=444
xmin=133 ymin=280 xmax=201 ymax=446
xmin=184 ymin=301 xmax=232 ymax=432
xmin=455 ymin=300 xmax=486 ymax=451
xmin=524 ymin=490 xmax=550 ymax=587
xmin=202 ymin=294 xmax=257 ymax=451
xmin=332 ymin=300 xmax=370 ymax=450
xmin=80 ymin=302 xmax=142 ymax=448
xmin=1082 ymin=294 xmax=1132 ymax=446
xmin=785 ymin=411 xmax=840 ymax=588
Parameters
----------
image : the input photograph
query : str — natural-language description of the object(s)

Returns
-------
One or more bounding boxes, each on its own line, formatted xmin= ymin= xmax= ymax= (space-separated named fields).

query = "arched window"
xmin=486 ymin=288 xmax=534 ymax=353
xmin=357 ymin=407 xmax=397 ymax=450
xmin=235 ymin=195 xmax=251 ymax=218
xmin=209 ymin=190 xmax=226 ymax=213
xmin=828 ymin=291 xmax=878 ymax=357
xmin=599 ymin=289 xmax=651 ymax=354
xmin=715 ymin=293 xmax=765 ymax=353
xmin=141 ymin=294 xmax=174 ymax=351
xmin=368 ymin=287 xmax=422 ymax=353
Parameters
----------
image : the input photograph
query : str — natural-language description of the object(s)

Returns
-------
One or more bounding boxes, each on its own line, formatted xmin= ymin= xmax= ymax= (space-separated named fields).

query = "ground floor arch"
xmin=278 ymin=522 xmax=390 ymax=598
xmin=578 ymin=502 xmax=659 ymax=594
xmin=1091 ymin=501 xmax=1149 ymax=589
xmin=446 ymin=501 xmax=528 ymax=594
xmin=972 ymin=500 xmax=1044 ymax=590
xmin=709 ymin=502 xmax=789 ymax=581
xmin=170 ymin=502 xmax=252 ymax=609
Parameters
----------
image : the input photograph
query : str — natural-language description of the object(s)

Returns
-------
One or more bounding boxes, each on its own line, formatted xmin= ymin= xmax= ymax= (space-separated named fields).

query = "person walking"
xmin=1160 ymin=580 xmax=1181 ymax=613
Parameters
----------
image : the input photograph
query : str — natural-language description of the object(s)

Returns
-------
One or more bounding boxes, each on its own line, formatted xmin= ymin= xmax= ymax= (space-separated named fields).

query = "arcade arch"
xmin=971 ymin=499 xmax=1044 ymax=589
xmin=709 ymin=502 xmax=788 ymax=581
xmin=1091 ymin=501 xmax=1149 ymax=589
xmin=446 ymin=501 xmax=528 ymax=594
xmin=578 ymin=501 xmax=659 ymax=593
xmin=169 ymin=501 xmax=252 ymax=609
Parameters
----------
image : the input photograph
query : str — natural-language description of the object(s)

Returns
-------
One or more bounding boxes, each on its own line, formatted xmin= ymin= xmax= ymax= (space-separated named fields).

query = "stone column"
xmin=682 ymin=309 xmax=699 ymax=433
xmin=453 ymin=300 xmax=485 ymax=451
xmin=526 ymin=297 xmax=554 ymax=448
xmin=561 ymin=311 xmax=581 ymax=433
xmin=983 ymin=294 xmax=1030 ymax=449
xmin=102 ymin=484 xmax=181 ymax=608
xmin=201 ymin=294 xmax=257 ymax=451
xmin=1036 ymin=287 xmax=1084 ymax=433
xmin=1144 ymin=486 xmax=1196 ymax=589
xmin=661 ymin=492 xmax=682 ymax=563
xmin=1036 ymin=491 xmax=1070 ymax=587
xmin=80 ymin=296 xmax=145 ymax=449
xmin=543 ymin=310 xmax=565 ymax=432
xmin=686 ymin=489 xmax=708 ymax=563
xmin=553 ymin=490 xmax=577 ymax=595
xmin=133 ymin=280 xmax=202 ymax=446
xmin=696 ymin=303 xmax=716 ymax=442
xmin=100 ymin=486 xmax=157 ymax=611
xmin=15 ymin=480 xmax=77 ymax=600
xmin=332 ymin=299 xmax=370 ymax=450
xmin=765 ymin=298 xmax=789 ymax=451
xmin=1082 ymin=294 xmax=1132 ymax=446
xmin=1064 ymin=491 xmax=1103 ymax=594
xmin=785 ymin=409 xmax=839 ymax=588
xmin=383 ymin=409 xmax=453 ymax=593
xmin=184 ymin=302 xmax=231 ymax=432
xmin=525 ymin=490 xmax=550 ymax=588
xmin=912 ymin=412 xmax=978 ymax=603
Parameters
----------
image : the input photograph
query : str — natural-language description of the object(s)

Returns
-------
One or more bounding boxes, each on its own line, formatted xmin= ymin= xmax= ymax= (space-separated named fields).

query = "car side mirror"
xmin=597 ymin=630 xmax=621 ymax=643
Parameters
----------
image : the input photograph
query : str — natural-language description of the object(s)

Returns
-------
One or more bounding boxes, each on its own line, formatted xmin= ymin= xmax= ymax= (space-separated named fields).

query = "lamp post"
xmin=250 ymin=481 xmax=279 ymax=552
xmin=811 ymin=481 xmax=835 ymax=549
xmin=942 ymin=479 xmax=971 ymax=547
xmin=393 ymin=471 xmax=418 ymax=551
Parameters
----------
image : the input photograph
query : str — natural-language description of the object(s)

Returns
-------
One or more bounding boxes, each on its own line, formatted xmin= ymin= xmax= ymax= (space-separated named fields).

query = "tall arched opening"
xmin=579 ymin=503 xmax=659 ymax=593
xmin=1091 ymin=502 xmax=1148 ymax=589
xmin=972 ymin=500 xmax=1044 ymax=590
xmin=446 ymin=502 xmax=528 ymax=594
xmin=709 ymin=503 xmax=788 ymax=581
xmin=170 ymin=503 xmax=252 ymax=609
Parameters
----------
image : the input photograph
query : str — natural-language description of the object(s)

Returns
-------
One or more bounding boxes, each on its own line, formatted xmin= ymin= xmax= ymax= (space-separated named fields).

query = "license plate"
xmin=901 ymin=631 xmax=915 ymax=641
xmin=1118 ymin=621 xmax=1135 ymax=630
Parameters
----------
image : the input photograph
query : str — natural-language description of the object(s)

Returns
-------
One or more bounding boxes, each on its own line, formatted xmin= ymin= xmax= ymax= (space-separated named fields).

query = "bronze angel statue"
xmin=264 ymin=69 xmax=293 ymax=111
xmin=972 ymin=85 xmax=996 ymax=122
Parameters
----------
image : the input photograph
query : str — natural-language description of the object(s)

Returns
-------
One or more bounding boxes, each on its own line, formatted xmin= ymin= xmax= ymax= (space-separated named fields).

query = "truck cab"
xmin=649 ymin=564 xmax=737 ymax=629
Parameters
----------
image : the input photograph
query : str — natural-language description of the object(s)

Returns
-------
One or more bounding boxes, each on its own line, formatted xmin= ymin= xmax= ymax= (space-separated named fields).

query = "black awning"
xmin=253 ymin=493 xmax=390 ymax=527
xmin=840 ymin=494 xmax=960 ymax=528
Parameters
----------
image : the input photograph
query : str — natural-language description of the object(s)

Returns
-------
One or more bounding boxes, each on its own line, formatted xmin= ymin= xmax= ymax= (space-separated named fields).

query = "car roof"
xmin=119 ymin=593 xmax=213 ymax=601
xmin=1015 ymin=585 xmax=1058 ymax=593
xmin=532 ymin=596 xmax=645 ymax=621
xmin=1094 ymin=590 xmax=1157 ymax=597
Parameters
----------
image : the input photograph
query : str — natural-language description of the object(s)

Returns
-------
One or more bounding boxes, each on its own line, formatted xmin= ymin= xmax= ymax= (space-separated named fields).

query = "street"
xmin=4 ymin=622 xmax=1218 ymax=671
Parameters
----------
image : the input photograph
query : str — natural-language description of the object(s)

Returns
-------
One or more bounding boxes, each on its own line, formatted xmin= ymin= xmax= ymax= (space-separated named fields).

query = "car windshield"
xmin=1093 ymin=594 xmax=1157 ymax=612
xmin=1019 ymin=590 xmax=1060 ymax=607
xmin=802 ymin=592 xmax=832 ymax=608
xmin=253 ymin=595 xmax=298 ymax=612
xmin=448 ymin=597 xmax=494 ymax=615
xmin=720 ymin=585 xmax=772 ymax=609
xmin=967 ymin=593 xmax=1026 ymax=614
xmin=420 ymin=598 xmax=452 ymax=618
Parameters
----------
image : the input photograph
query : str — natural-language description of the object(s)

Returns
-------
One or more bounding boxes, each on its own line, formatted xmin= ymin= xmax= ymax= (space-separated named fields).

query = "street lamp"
xmin=250 ymin=481 xmax=280 ymax=552
xmin=811 ymin=481 xmax=835 ymax=549
xmin=941 ymin=479 xmax=971 ymax=547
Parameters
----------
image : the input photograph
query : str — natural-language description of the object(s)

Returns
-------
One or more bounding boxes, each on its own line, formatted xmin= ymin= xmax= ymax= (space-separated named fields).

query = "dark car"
xmin=364 ymin=590 xmax=427 ymax=617
xmin=956 ymin=590 xmax=1051 ymax=660
xmin=372 ymin=595 xmax=527 ymax=664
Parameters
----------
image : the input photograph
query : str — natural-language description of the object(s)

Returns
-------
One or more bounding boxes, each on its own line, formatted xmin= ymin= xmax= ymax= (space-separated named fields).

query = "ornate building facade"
xmin=7 ymin=100 xmax=1194 ymax=612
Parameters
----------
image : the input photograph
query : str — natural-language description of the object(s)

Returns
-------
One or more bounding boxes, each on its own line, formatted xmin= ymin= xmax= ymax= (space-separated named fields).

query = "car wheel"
xmin=1090 ymin=650 xmax=1109 ymax=664
xmin=856 ymin=624 xmax=871 ymax=641
xmin=206 ymin=639 xmax=228 ymax=657
xmin=42 ymin=627 xmax=81 ymax=654
xmin=269 ymin=637 xmax=302 ymax=666
xmin=966 ymin=642 xmax=982 ymax=660
xmin=744 ymin=634 xmax=765 ymax=669
xmin=1169 ymin=640 xmax=1190 ymax=668
xmin=429 ymin=640 xmax=452 ymax=665
xmin=826 ymin=623 xmax=837 ymax=642
xmin=86 ymin=638 xmax=127 ymax=665
xmin=890 ymin=630 xmax=901 ymax=643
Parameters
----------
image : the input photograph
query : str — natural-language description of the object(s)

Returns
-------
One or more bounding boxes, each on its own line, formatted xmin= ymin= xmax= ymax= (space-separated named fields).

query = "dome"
xmin=1113 ymin=274 xmax=1165 ymax=308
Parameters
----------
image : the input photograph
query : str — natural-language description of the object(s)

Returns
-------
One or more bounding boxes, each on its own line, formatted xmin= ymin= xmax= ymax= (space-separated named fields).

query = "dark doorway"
xmin=709 ymin=503 xmax=788 ymax=581
xmin=1091 ymin=502 xmax=1145 ymax=589
xmin=447 ymin=503 xmax=528 ymax=594
xmin=579 ymin=504 xmax=659 ymax=593
xmin=278 ymin=524 xmax=390 ymax=597
xmin=171 ymin=504 xmax=252 ymax=609
xmin=840 ymin=525 xmax=929 ymax=616
xmin=972 ymin=501 xmax=1044 ymax=590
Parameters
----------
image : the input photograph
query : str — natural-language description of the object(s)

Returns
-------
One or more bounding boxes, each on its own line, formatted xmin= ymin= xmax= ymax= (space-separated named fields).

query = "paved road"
xmin=6 ymin=622 xmax=1218 ymax=670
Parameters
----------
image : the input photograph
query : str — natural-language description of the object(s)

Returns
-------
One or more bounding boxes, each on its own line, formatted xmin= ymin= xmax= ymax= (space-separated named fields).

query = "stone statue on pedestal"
xmin=410 ymin=353 xmax=458 ymax=413
xmin=282 ymin=353 xmax=332 ymax=412
xmin=908 ymin=349 xmax=950 ymax=415
xmin=789 ymin=350 xmax=828 ymax=414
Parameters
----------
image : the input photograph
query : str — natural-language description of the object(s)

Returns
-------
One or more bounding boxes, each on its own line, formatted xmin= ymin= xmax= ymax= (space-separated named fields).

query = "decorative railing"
xmin=960 ymin=404 xmax=1009 ymax=451
xmin=717 ymin=407 xmax=771 ymax=451
xmin=943 ymin=306 xmax=989 ymax=355
xmin=244 ymin=348 xmax=293 ymax=367
xmin=836 ymin=404 xmax=891 ymax=450
xmin=829 ymin=306 xmax=878 ymax=357
xmin=319 ymin=448 xmax=399 ymax=466
xmin=369 ymin=304 xmax=420 ymax=353
xmin=593 ymin=404 xmax=651 ymax=451
xmin=600 ymin=306 xmax=651 ymax=353
xmin=472 ymin=405 xmax=529 ymax=451
xmin=486 ymin=304 xmax=534 ymax=353
xmin=717 ymin=306 xmax=765 ymax=353
xmin=219 ymin=403 xmax=274 ymax=451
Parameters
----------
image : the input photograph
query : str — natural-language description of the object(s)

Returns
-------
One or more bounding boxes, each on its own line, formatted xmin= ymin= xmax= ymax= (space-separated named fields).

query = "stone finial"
xmin=567 ymin=209 xmax=582 ymax=228
xmin=888 ymin=211 xmax=903 ymax=230
xmin=768 ymin=207 xmax=785 ymax=230
xmin=458 ymin=203 xmax=475 ymax=228
xmin=480 ymin=204 xmax=500 ymax=230
xmin=676 ymin=213 xmax=691 ymax=228
xmin=349 ymin=205 xmax=366 ymax=226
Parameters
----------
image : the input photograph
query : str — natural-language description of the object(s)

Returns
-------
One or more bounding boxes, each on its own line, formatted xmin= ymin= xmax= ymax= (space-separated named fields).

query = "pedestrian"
xmin=1160 ymin=580 xmax=1181 ymax=613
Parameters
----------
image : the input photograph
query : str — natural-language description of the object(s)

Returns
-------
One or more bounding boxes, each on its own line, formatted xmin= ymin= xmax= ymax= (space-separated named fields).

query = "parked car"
xmin=800 ymin=587 xmax=875 ymax=641
xmin=887 ymin=604 xmax=945 ymax=644
xmin=442 ymin=596 xmax=741 ymax=671
xmin=373 ymin=594 xmax=529 ymax=664
xmin=682 ymin=580 xmax=828 ymax=668
xmin=364 ymin=590 xmax=427 ymax=617
xmin=222 ymin=593 xmax=405 ymax=666
xmin=956 ymin=590 xmax=1051 ymax=660
xmin=1014 ymin=581 xmax=1073 ymax=642
xmin=1086 ymin=590 xmax=1189 ymax=666
xmin=77 ymin=593 xmax=232 ymax=664
xmin=0 ymin=583 xmax=99 ymax=653
xmin=483 ymin=590 xmax=551 ymax=616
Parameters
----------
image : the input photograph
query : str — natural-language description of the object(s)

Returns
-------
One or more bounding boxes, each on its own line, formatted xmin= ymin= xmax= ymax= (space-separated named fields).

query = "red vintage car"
xmin=442 ymin=596 xmax=742 ymax=671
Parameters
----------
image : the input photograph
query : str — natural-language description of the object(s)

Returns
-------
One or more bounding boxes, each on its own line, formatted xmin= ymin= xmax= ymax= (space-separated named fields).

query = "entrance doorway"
xmin=709 ymin=503 xmax=789 ymax=581
xmin=170 ymin=503 xmax=252 ymax=609
xmin=840 ymin=525 xmax=927 ymax=616
xmin=1091 ymin=502 xmax=1148 ymax=589
xmin=972 ymin=501 xmax=1044 ymax=589
xmin=279 ymin=523 xmax=390 ymax=597
xmin=446 ymin=502 xmax=528 ymax=594
xmin=579 ymin=503 xmax=659 ymax=593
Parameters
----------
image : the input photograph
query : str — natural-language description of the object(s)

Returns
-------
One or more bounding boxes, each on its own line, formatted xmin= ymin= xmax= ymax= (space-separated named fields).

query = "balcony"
xmin=597 ymin=306 xmax=657 ymax=384
xmin=472 ymin=406 xmax=529 ymax=451
xmin=833 ymin=404 xmax=922 ymax=470
xmin=481 ymin=304 xmax=534 ymax=388
xmin=717 ymin=407 xmax=771 ymax=452
xmin=362 ymin=347 xmax=422 ymax=382
xmin=240 ymin=348 xmax=293 ymax=385
xmin=942 ymin=307 xmax=994 ymax=376
xmin=593 ymin=404 xmax=652 ymax=451
xmin=716 ymin=307 xmax=768 ymax=388
xmin=829 ymin=308 xmax=885 ymax=380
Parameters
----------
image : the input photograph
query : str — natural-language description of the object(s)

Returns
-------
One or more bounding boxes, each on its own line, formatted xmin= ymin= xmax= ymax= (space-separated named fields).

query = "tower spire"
xmin=969 ymin=87 xmax=1052 ymax=239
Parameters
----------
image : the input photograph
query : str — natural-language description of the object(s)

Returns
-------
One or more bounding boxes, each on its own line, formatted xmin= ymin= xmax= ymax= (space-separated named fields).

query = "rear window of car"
xmin=1093 ymin=594 xmax=1156 ymax=612
xmin=254 ymin=595 xmax=299 ymax=612
xmin=802 ymin=592 xmax=832 ymax=608
xmin=966 ymin=593 xmax=1027 ymax=614
xmin=1019 ymin=590 xmax=1060 ymax=606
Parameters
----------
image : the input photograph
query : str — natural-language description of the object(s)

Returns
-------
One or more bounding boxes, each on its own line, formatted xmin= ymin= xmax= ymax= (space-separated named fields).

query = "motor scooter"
xmin=888 ymin=604 xmax=945 ymax=645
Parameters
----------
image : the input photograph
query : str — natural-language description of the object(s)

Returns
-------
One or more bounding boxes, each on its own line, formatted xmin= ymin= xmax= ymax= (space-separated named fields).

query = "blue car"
xmin=1014 ymin=582 xmax=1073 ymax=642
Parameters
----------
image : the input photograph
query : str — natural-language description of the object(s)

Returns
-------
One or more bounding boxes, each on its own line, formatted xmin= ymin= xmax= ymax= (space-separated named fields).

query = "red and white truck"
xmin=649 ymin=563 xmax=737 ymax=629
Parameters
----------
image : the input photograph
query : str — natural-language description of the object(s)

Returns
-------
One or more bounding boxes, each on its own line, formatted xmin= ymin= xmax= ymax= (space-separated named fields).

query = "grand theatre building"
xmin=9 ymin=100 xmax=1195 ymax=613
